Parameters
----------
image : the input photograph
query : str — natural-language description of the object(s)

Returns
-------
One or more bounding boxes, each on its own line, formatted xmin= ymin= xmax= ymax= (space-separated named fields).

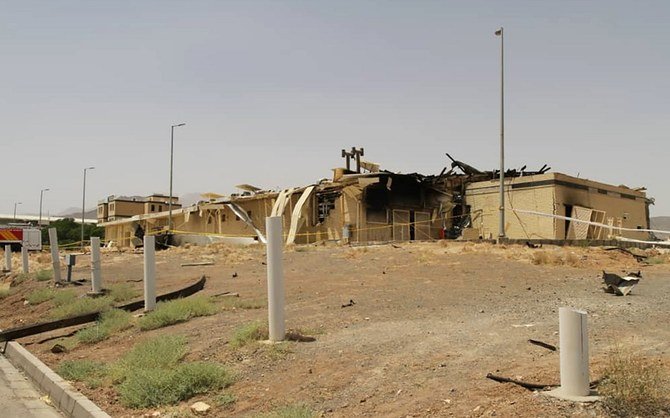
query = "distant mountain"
xmin=59 ymin=207 xmax=97 ymax=220
xmin=650 ymin=216 xmax=670 ymax=237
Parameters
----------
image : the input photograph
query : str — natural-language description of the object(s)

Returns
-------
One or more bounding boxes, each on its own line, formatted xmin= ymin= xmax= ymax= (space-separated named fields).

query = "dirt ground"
xmin=1 ymin=241 xmax=669 ymax=417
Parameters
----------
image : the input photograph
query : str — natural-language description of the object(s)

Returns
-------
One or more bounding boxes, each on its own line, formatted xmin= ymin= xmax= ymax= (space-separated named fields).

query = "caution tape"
xmin=512 ymin=209 xmax=670 ymax=235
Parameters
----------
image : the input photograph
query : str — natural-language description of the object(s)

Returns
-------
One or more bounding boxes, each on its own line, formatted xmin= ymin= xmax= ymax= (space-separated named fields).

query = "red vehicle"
xmin=0 ymin=224 xmax=42 ymax=251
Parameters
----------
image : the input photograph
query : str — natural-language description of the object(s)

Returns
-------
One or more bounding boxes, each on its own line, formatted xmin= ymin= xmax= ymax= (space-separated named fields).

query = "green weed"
xmin=256 ymin=404 xmax=315 ymax=418
xmin=138 ymin=296 xmax=217 ymax=331
xmin=108 ymin=283 xmax=139 ymax=302
xmin=27 ymin=288 xmax=56 ymax=305
xmin=51 ymin=296 xmax=113 ymax=319
xmin=76 ymin=309 xmax=133 ymax=344
xmin=230 ymin=321 xmax=268 ymax=348
xmin=35 ymin=270 xmax=53 ymax=281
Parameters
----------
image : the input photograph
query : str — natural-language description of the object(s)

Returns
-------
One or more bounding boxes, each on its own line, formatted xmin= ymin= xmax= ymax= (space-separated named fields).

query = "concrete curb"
xmin=3 ymin=342 xmax=111 ymax=418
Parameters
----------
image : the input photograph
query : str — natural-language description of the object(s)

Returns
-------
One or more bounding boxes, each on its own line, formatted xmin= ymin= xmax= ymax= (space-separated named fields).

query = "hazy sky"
xmin=2 ymin=0 xmax=669 ymax=216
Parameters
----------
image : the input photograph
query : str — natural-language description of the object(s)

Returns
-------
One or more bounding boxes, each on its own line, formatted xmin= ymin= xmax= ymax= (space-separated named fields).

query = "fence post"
xmin=90 ymin=237 xmax=102 ymax=294
xmin=4 ymin=245 xmax=11 ymax=272
xmin=143 ymin=235 xmax=156 ymax=312
xmin=21 ymin=245 xmax=29 ymax=274
xmin=266 ymin=216 xmax=285 ymax=341
xmin=48 ymin=228 xmax=62 ymax=283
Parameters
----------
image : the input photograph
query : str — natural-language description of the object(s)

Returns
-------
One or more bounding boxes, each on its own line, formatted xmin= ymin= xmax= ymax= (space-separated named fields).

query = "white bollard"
xmin=266 ymin=216 xmax=285 ymax=342
xmin=48 ymin=228 xmax=62 ymax=283
xmin=143 ymin=235 xmax=156 ymax=312
xmin=4 ymin=245 xmax=11 ymax=272
xmin=21 ymin=245 xmax=29 ymax=274
xmin=90 ymin=237 xmax=102 ymax=294
xmin=559 ymin=307 xmax=590 ymax=397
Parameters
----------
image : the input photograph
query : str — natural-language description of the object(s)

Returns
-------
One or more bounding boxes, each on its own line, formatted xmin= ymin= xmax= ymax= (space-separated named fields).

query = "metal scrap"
xmin=602 ymin=271 xmax=641 ymax=296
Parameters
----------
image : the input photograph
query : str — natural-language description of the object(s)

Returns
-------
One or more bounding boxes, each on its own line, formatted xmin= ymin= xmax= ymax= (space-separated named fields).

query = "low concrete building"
xmin=99 ymin=151 xmax=652 ymax=247
xmin=97 ymin=195 xmax=181 ymax=223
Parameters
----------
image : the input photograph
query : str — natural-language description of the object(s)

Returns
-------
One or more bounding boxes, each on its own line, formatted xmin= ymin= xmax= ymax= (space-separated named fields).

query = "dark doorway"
xmin=564 ymin=204 xmax=573 ymax=239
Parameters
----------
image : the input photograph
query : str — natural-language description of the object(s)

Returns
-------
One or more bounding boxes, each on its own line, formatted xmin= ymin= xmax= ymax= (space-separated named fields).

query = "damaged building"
xmin=100 ymin=148 xmax=652 ymax=247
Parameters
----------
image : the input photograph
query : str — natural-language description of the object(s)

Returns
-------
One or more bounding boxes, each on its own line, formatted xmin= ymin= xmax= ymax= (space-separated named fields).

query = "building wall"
xmin=465 ymin=173 xmax=649 ymax=240
xmin=108 ymin=200 xmax=145 ymax=219
xmin=465 ymin=179 xmax=557 ymax=239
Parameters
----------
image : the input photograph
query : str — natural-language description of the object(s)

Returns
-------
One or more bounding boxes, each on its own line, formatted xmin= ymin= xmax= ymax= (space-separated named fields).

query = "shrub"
xmin=27 ymin=288 xmax=56 ymax=305
xmin=138 ymin=296 xmax=217 ymax=331
xmin=35 ymin=270 xmax=53 ymax=281
xmin=52 ymin=289 xmax=77 ymax=307
xmin=76 ymin=309 xmax=133 ymax=344
xmin=0 ymin=288 xmax=12 ymax=299
xmin=257 ymin=404 xmax=315 ymax=418
xmin=230 ymin=321 xmax=268 ymax=348
xmin=114 ymin=335 xmax=232 ymax=408
xmin=108 ymin=283 xmax=139 ymax=302
xmin=12 ymin=273 xmax=30 ymax=285
xmin=221 ymin=297 xmax=265 ymax=310
xmin=215 ymin=392 xmax=236 ymax=408
xmin=57 ymin=359 xmax=107 ymax=388
xmin=600 ymin=348 xmax=670 ymax=417
xmin=51 ymin=296 xmax=113 ymax=319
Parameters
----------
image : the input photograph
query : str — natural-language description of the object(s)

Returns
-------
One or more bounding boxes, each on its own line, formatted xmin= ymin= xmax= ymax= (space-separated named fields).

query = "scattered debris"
xmin=232 ymin=272 xmax=238 ymax=278
xmin=341 ymin=299 xmax=356 ymax=308
xmin=525 ymin=241 xmax=543 ymax=249
xmin=511 ymin=323 xmax=535 ymax=328
xmin=486 ymin=373 xmax=556 ymax=390
xmin=181 ymin=261 xmax=215 ymax=267
xmin=50 ymin=344 xmax=68 ymax=354
xmin=604 ymin=247 xmax=648 ymax=262
xmin=213 ymin=292 xmax=239 ymax=298
xmin=602 ymin=271 xmax=641 ymax=296
xmin=528 ymin=339 xmax=557 ymax=351
xmin=286 ymin=332 xmax=317 ymax=342
xmin=190 ymin=401 xmax=211 ymax=415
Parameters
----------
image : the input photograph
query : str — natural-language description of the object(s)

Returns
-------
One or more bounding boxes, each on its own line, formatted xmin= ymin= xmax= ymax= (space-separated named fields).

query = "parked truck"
xmin=0 ymin=224 xmax=42 ymax=251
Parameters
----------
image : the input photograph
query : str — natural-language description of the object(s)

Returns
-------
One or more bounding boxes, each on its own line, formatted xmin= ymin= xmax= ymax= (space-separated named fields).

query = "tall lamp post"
xmin=495 ymin=27 xmax=505 ymax=241
xmin=169 ymin=123 xmax=186 ymax=233
xmin=81 ymin=167 xmax=95 ymax=249
xmin=13 ymin=202 xmax=22 ymax=221
xmin=39 ymin=188 xmax=49 ymax=226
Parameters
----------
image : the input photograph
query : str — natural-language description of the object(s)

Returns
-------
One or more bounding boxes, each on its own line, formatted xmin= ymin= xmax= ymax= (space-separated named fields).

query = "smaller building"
xmin=97 ymin=194 xmax=181 ymax=223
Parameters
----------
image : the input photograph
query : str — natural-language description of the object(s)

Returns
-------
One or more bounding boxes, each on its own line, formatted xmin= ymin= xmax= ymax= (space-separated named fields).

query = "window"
xmin=247 ymin=210 xmax=252 ymax=218
xmin=151 ymin=204 xmax=155 ymax=212
xmin=159 ymin=205 xmax=162 ymax=212
xmin=110 ymin=203 xmax=115 ymax=212
xmin=221 ymin=213 xmax=226 ymax=222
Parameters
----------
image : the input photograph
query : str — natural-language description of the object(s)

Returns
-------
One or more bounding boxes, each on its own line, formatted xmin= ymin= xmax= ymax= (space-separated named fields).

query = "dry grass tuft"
xmin=600 ymin=348 xmax=670 ymax=417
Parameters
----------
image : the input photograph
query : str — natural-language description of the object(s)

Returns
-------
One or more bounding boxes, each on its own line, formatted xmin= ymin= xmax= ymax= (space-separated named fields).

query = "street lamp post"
xmin=39 ymin=188 xmax=49 ymax=226
xmin=81 ymin=167 xmax=95 ymax=249
xmin=13 ymin=202 xmax=22 ymax=221
xmin=169 ymin=123 xmax=186 ymax=233
xmin=495 ymin=27 xmax=505 ymax=241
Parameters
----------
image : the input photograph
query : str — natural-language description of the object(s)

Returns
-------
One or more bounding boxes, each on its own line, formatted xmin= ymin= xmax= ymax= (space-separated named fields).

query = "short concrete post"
xmin=48 ymin=228 xmax=62 ymax=283
xmin=21 ymin=245 xmax=29 ymax=274
xmin=143 ymin=235 xmax=156 ymax=312
xmin=90 ymin=237 xmax=102 ymax=294
xmin=559 ymin=307 xmax=590 ymax=397
xmin=4 ymin=245 xmax=11 ymax=272
xmin=266 ymin=216 xmax=285 ymax=341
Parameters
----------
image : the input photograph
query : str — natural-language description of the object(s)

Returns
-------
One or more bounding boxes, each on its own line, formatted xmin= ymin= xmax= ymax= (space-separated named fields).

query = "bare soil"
xmin=2 ymin=242 xmax=669 ymax=417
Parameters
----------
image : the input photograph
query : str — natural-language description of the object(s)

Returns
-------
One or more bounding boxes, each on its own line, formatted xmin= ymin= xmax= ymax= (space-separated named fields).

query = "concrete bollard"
xmin=48 ymin=228 xmax=62 ymax=283
xmin=143 ymin=235 xmax=156 ymax=312
xmin=547 ymin=307 xmax=598 ymax=401
xmin=266 ymin=216 xmax=285 ymax=342
xmin=21 ymin=245 xmax=29 ymax=274
xmin=4 ymin=245 xmax=11 ymax=272
xmin=90 ymin=237 xmax=102 ymax=294
xmin=559 ymin=307 xmax=590 ymax=396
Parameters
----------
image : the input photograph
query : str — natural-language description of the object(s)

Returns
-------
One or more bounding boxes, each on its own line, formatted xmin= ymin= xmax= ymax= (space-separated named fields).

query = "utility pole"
xmin=169 ymin=123 xmax=186 ymax=233
xmin=81 ymin=167 xmax=95 ymax=249
xmin=39 ymin=188 xmax=49 ymax=226
xmin=495 ymin=27 xmax=505 ymax=242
